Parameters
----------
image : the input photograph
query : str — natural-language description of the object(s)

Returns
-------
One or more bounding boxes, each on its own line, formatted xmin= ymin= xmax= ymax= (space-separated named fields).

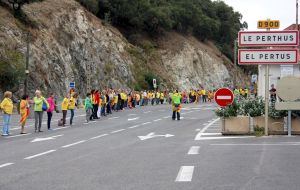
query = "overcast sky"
xmin=220 ymin=0 xmax=297 ymax=30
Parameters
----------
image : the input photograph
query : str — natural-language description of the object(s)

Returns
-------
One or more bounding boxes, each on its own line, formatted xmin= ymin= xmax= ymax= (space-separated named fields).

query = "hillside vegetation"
xmin=77 ymin=0 xmax=247 ymax=61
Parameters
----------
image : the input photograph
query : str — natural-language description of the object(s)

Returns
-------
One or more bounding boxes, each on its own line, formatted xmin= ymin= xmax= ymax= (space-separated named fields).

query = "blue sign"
xmin=69 ymin=82 xmax=75 ymax=88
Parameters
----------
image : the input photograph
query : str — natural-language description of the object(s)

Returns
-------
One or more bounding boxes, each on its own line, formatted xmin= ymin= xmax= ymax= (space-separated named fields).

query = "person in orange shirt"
xmin=20 ymin=95 xmax=30 ymax=134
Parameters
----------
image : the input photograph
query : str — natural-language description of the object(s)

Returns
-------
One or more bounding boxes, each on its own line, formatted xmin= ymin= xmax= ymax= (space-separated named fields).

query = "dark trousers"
xmin=172 ymin=111 xmax=180 ymax=120
xmin=62 ymin=110 xmax=67 ymax=125
xmin=107 ymin=103 xmax=112 ymax=114
xmin=70 ymin=109 xmax=74 ymax=125
xmin=120 ymin=100 xmax=125 ymax=110
xmin=47 ymin=112 xmax=52 ymax=129
xmin=93 ymin=104 xmax=98 ymax=119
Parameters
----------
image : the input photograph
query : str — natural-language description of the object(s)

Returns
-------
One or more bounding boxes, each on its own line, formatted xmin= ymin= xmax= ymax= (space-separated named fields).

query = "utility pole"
xmin=24 ymin=31 xmax=30 ymax=95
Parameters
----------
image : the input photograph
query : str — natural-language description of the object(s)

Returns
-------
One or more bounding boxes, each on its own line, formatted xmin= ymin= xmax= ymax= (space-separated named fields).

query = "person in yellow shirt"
xmin=69 ymin=93 xmax=77 ymax=126
xmin=1 ymin=91 xmax=13 ymax=136
xmin=61 ymin=94 xmax=70 ymax=126
xmin=160 ymin=92 xmax=165 ymax=104
xmin=20 ymin=95 xmax=30 ymax=134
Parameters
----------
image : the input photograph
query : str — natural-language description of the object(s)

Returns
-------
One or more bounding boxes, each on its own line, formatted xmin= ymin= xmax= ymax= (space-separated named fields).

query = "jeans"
xmin=101 ymin=105 xmax=106 ymax=116
xmin=70 ymin=109 xmax=74 ymax=125
xmin=2 ymin=114 xmax=11 ymax=135
xmin=35 ymin=111 xmax=43 ymax=131
xmin=47 ymin=112 xmax=52 ymax=129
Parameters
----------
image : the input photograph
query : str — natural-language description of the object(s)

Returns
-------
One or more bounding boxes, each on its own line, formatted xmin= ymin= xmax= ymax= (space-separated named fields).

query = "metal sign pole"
xmin=264 ymin=25 xmax=270 ymax=136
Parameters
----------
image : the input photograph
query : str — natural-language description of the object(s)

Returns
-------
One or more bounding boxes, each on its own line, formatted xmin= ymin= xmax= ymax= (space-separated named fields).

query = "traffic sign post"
xmin=214 ymin=88 xmax=234 ymax=107
xmin=153 ymin=79 xmax=157 ymax=89
xmin=69 ymin=82 xmax=75 ymax=89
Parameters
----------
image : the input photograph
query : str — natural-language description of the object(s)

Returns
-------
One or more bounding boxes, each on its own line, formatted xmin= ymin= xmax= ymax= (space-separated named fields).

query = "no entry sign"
xmin=214 ymin=88 xmax=234 ymax=107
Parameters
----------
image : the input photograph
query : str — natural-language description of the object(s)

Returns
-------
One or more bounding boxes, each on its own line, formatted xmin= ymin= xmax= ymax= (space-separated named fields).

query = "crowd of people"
xmin=0 ymin=88 xmax=216 ymax=136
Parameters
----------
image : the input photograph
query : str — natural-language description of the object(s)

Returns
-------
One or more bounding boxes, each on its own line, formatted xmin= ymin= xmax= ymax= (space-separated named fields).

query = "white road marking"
xmin=129 ymin=125 xmax=140 ymax=129
xmin=175 ymin=166 xmax=194 ymax=182
xmin=128 ymin=117 xmax=139 ymax=121
xmin=153 ymin=119 xmax=162 ymax=122
xmin=52 ymin=126 xmax=71 ymax=130
xmin=210 ymin=143 xmax=300 ymax=146
xmin=90 ymin=134 xmax=108 ymax=140
xmin=199 ymin=136 xmax=255 ymax=140
xmin=24 ymin=150 xmax=56 ymax=160
xmin=195 ymin=118 xmax=220 ymax=140
xmin=111 ymin=129 xmax=125 ymax=134
xmin=216 ymin=96 xmax=231 ymax=100
xmin=188 ymin=146 xmax=200 ymax=155
xmin=163 ymin=116 xmax=170 ymax=119
xmin=62 ymin=140 xmax=86 ymax=148
xmin=128 ymin=114 xmax=137 ymax=116
xmin=141 ymin=122 xmax=151 ymax=125
xmin=144 ymin=111 xmax=152 ymax=114
xmin=0 ymin=163 xmax=14 ymax=168
xmin=201 ymin=133 xmax=222 ymax=136
xmin=108 ymin=117 xmax=119 ymax=120
xmin=5 ymin=133 xmax=32 ymax=138
xmin=31 ymin=134 xmax=63 ymax=143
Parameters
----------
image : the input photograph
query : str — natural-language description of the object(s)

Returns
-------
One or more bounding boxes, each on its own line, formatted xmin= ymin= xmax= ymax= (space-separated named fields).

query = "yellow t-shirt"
xmin=0 ymin=98 xmax=13 ymax=114
xmin=20 ymin=100 xmax=28 ymax=114
xmin=61 ymin=98 xmax=69 ymax=111
xmin=68 ymin=97 xmax=76 ymax=110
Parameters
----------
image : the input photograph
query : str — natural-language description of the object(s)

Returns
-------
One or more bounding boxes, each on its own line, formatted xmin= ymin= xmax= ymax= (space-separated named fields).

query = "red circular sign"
xmin=214 ymin=88 xmax=234 ymax=107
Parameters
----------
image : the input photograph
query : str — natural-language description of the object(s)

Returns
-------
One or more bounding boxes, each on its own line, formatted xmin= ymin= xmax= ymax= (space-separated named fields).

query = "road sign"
xmin=153 ymin=79 xmax=157 ymax=89
xmin=251 ymin=74 xmax=258 ymax=83
xmin=238 ymin=49 xmax=298 ymax=65
xmin=214 ymin=88 xmax=234 ymax=107
xmin=238 ymin=31 xmax=299 ymax=47
xmin=69 ymin=82 xmax=75 ymax=88
xmin=276 ymin=77 xmax=300 ymax=102
xmin=257 ymin=20 xmax=280 ymax=29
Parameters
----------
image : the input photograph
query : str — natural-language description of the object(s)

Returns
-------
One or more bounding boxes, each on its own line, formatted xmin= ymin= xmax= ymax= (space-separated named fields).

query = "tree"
xmin=7 ymin=0 xmax=29 ymax=11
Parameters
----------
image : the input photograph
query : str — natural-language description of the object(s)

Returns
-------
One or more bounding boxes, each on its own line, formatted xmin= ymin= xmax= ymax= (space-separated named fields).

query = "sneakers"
xmin=1 ymin=133 xmax=8 ymax=136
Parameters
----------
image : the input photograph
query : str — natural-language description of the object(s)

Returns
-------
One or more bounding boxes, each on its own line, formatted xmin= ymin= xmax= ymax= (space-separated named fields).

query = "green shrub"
xmin=215 ymin=100 xmax=240 ymax=118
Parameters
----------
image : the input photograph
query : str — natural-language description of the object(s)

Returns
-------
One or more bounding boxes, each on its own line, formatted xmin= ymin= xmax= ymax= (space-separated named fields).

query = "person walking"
xmin=47 ymin=93 xmax=55 ymax=130
xmin=84 ymin=93 xmax=93 ymax=123
xmin=69 ymin=93 xmax=77 ymax=126
xmin=34 ymin=90 xmax=48 ymax=132
xmin=20 ymin=95 xmax=30 ymax=134
xmin=1 ymin=91 xmax=13 ymax=136
xmin=171 ymin=90 xmax=182 ymax=121
xmin=61 ymin=94 xmax=69 ymax=126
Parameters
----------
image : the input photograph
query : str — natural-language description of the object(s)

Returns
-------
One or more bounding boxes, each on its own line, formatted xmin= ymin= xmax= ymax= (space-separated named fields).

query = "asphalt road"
xmin=1 ymin=103 xmax=300 ymax=190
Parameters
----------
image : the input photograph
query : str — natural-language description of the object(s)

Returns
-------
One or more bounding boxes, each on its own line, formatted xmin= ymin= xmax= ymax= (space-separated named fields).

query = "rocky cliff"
xmin=0 ymin=0 xmax=247 ymax=97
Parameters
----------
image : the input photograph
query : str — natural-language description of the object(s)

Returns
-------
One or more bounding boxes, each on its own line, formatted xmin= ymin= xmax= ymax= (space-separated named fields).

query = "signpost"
xmin=239 ymin=31 xmax=299 ymax=47
xmin=238 ymin=49 xmax=298 ymax=65
xmin=69 ymin=82 xmax=75 ymax=89
xmin=214 ymin=88 xmax=234 ymax=107
xmin=257 ymin=20 xmax=280 ymax=29
xmin=153 ymin=79 xmax=157 ymax=89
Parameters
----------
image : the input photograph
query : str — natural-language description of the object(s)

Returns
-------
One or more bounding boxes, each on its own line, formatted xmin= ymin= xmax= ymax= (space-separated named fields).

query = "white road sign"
xmin=238 ymin=49 xmax=298 ymax=65
xmin=239 ymin=31 xmax=299 ymax=47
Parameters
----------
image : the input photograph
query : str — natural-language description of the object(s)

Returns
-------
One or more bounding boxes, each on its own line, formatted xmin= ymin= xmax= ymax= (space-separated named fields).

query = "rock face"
xmin=0 ymin=0 xmax=247 ymax=97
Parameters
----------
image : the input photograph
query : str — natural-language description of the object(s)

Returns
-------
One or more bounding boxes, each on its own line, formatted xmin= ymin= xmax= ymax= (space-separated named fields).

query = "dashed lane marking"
xmin=108 ymin=117 xmax=119 ymax=120
xmin=128 ymin=117 xmax=139 ymax=121
xmin=0 ymin=163 xmax=14 ymax=168
xmin=90 ymin=134 xmax=108 ymax=140
xmin=175 ymin=166 xmax=194 ymax=182
xmin=187 ymin=146 xmax=200 ymax=155
xmin=141 ymin=122 xmax=151 ymax=125
xmin=128 ymin=125 xmax=141 ymax=129
xmin=61 ymin=140 xmax=86 ymax=148
xmin=5 ymin=133 xmax=32 ymax=138
xmin=111 ymin=129 xmax=125 ymax=134
xmin=24 ymin=150 xmax=57 ymax=160
xmin=144 ymin=111 xmax=152 ymax=114
xmin=153 ymin=119 xmax=162 ymax=122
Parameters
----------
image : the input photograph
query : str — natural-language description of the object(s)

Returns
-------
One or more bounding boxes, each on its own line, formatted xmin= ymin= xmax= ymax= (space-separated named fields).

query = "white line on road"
xmin=111 ymin=129 xmax=125 ymax=134
xmin=188 ymin=146 xmax=200 ymax=155
xmin=141 ymin=122 xmax=151 ymax=125
xmin=153 ymin=119 xmax=162 ymax=122
xmin=201 ymin=133 xmax=222 ymax=136
xmin=5 ymin=133 xmax=32 ymax=138
xmin=210 ymin=143 xmax=300 ymax=146
xmin=52 ymin=126 xmax=71 ymax=131
xmin=0 ymin=163 xmax=14 ymax=168
xmin=108 ymin=117 xmax=119 ymax=120
xmin=199 ymin=136 xmax=254 ymax=140
xmin=175 ymin=166 xmax=194 ymax=182
xmin=128 ymin=117 xmax=139 ymax=121
xmin=195 ymin=118 xmax=220 ymax=140
xmin=24 ymin=150 xmax=57 ymax=160
xmin=129 ymin=125 xmax=140 ymax=129
xmin=62 ymin=140 xmax=86 ymax=148
xmin=90 ymin=134 xmax=108 ymax=140
xmin=163 ymin=116 xmax=170 ymax=119
xmin=128 ymin=114 xmax=137 ymax=116
xmin=144 ymin=111 xmax=152 ymax=114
